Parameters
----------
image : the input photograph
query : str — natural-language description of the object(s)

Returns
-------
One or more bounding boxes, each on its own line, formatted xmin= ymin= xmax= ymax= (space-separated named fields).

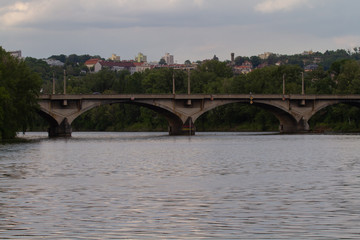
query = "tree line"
xmin=2 ymin=48 xmax=360 ymax=140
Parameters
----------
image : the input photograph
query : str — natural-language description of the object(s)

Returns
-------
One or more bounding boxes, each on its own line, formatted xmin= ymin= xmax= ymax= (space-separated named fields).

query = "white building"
xmin=258 ymin=52 xmax=273 ymax=60
xmin=9 ymin=50 xmax=22 ymax=59
xmin=45 ymin=59 xmax=65 ymax=67
xmin=94 ymin=61 xmax=145 ymax=74
xmin=85 ymin=59 xmax=100 ymax=70
xmin=162 ymin=53 xmax=174 ymax=65
xmin=134 ymin=62 xmax=151 ymax=72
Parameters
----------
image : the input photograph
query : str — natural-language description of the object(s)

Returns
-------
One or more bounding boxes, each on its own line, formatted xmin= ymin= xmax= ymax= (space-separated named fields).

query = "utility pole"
xmin=186 ymin=68 xmax=192 ymax=106
xmin=63 ymin=70 xmax=66 ymax=95
xmin=301 ymin=72 xmax=305 ymax=95
xmin=52 ymin=72 xmax=55 ymax=94
xmin=187 ymin=68 xmax=191 ymax=95
xmin=172 ymin=71 xmax=175 ymax=94
xmin=301 ymin=72 xmax=305 ymax=105
xmin=282 ymin=73 xmax=286 ymax=95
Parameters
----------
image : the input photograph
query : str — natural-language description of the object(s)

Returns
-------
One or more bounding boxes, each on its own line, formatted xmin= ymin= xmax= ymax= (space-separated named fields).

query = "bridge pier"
xmin=279 ymin=117 xmax=310 ymax=133
xmin=169 ymin=117 xmax=195 ymax=135
xmin=48 ymin=118 xmax=72 ymax=138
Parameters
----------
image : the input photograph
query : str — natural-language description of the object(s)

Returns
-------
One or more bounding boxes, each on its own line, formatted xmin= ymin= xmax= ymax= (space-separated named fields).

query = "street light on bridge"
xmin=52 ymin=72 xmax=55 ymax=94
xmin=283 ymin=73 xmax=286 ymax=95
xmin=301 ymin=72 xmax=305 ymax=95
xmin=187 ymin=68 xmax=191 ymax=95
xmin=63 ymin=69 xmax=66 ymax=95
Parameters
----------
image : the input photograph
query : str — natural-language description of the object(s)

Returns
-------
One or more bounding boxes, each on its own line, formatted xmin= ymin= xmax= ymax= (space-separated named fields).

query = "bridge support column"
xmin=169 ymin=117 xmax=195 ymax=135
xmin=48 ymin=118 xmax=72 ymax=138
xmin=279 ymin=117 xmax=310 ymax=133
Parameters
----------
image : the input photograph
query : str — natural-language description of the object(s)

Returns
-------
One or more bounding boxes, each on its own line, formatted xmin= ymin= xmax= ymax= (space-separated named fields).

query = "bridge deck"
xmin=38 ymin=94 xmax=360 ymax=101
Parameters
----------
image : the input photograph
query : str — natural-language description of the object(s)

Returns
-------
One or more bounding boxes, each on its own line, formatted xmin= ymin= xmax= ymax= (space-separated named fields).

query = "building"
xmin=233 ymin=61 xmax=253 ymax=74
xmin=304 ymin=63 xmax=318 ymax=72
xmin=85 ymin=59 xmax=101 ymax=71
xmin=313 ymin=57 xmax=322 ymax=64
xmin=44 ymin=59 xmax=65 ymax=67
xmin=302 ymin=50 xmax=314 ymax=55
xmin=9 ymin=50 xmax=22 ymax=59
xmin=134 ymin=62 xmax=151 ymax=72
xmin=135 ymin=52 xmax=147 ymax=63
xmin=94 ymin=60 xmax=153 ymax=74
xmin=162 ymin=53 xmax=174 ymax=65
xmin=109 ymin=54 xmax=120 ymax=61
xmin=258 ymin=52 xmax=272 ymax=60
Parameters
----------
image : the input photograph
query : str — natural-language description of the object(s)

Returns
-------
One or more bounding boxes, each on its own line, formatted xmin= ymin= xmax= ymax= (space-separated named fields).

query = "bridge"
xmin=37 ymin=94 xmax=360 ymax=137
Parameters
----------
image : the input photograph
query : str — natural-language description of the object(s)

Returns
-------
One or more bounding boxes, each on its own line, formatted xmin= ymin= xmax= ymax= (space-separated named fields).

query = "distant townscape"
xmin=9 ymin=48 xmax=355 ymax=76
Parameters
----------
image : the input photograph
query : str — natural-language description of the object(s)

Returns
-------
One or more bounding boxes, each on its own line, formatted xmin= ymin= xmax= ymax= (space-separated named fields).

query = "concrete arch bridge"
xmin=37 ymin=94 xmax=360 ymax=137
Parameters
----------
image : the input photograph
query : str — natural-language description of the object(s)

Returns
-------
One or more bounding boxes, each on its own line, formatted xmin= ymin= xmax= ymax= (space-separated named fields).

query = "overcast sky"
xmin=1 ymin=0 xmax=360 ymax=63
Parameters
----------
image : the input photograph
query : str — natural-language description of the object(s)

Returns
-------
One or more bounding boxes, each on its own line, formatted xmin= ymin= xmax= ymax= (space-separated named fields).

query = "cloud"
xmin=254 ymin=0 xmax=311 ymax=13
xmin=0 ymin=2 xmax=31 ymax=27
xmin=0 ymin=0 xmax=260 ymax=32
xmin=2 ymin=0 xmax=360 ymax=62
xmin=0 ymin=0 xmax=212 ymax=29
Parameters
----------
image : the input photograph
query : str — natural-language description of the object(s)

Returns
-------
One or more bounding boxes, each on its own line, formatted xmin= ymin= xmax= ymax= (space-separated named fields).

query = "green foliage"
xmin=191 ymin=60 xmax=233 ymax=93
xmin=0 ymin=47 xmax=42 ymax=139
xmin=250 ymin=56 xmax=261 ymax=68
xmin=159 ymin=59 xmax=166 ymax=65
xmin=234 ymin=56 xmax=249 ymax=66
xmin=142 ymin=68 xmax=173 ymax=93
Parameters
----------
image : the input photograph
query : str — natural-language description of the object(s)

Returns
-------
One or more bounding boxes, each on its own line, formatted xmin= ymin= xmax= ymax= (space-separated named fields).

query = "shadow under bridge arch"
xmin=308 ymin=100 xmax=360 ymax=132
xmin=190 ymin=99 xmax=307 ymax=133
xmin=120 ymin=99 xmax=189 ymax=135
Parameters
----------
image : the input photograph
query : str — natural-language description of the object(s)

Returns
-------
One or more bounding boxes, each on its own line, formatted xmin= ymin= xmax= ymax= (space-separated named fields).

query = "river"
xmin=1 ymin=132 xmax=360 ymax=239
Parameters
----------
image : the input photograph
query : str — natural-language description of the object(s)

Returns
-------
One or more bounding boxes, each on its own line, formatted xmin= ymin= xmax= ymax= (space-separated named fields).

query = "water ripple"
xmin=1 ymin=132 xmax=360 ymax=239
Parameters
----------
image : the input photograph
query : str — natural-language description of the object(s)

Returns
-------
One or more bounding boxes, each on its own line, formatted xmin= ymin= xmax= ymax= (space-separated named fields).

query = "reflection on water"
xmin=1 ymin=132 xmax=360 ymax=239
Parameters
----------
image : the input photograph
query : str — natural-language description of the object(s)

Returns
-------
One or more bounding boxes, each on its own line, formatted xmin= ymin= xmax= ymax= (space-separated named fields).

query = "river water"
xmin=1 ymin=132 xmax=360 ymax=239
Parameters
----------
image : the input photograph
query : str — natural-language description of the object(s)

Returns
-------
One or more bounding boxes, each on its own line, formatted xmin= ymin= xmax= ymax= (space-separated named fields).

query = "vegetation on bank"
xmin=3 ymin=47 xmax=360 ymax=138
xmin=0 ymin=47 xmax=41 ymax=141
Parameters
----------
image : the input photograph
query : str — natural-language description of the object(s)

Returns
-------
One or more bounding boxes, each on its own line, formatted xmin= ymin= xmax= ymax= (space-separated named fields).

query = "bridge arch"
xmin=308 ymin=100 xmax=360 ymax=131
xmin=37 ymin=98 xmax=187 ymax=137
xmin=95 ymin=100 xmax=187 ymax=135
xmin=310 ymin=100 xmax=360 ymax=117
xmin=190 ymin=99 xmax=304 ymax=133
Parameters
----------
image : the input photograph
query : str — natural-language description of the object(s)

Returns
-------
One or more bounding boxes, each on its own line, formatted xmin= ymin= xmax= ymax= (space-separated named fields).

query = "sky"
xmin=1 ymin=0 xmax=360 ymax=63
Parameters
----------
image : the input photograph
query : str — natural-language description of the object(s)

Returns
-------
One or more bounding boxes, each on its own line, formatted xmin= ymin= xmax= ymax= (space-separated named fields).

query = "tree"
xmin=159 ymin=58 xmax=166 ymax=65
xmin=334 ymin=60 xmax=360 ymax=93
xmin=0 ymin=47 xmax=42 ymax=140
xmin=142 ymin=68 xmax=173 ymax=93
xmin=250 ymin=56 xmax=261 ymax=68
xmin=234 ymin=56 xmax=249 ymax=66
xmin=196 ymin=60 xmax=233 ymax=78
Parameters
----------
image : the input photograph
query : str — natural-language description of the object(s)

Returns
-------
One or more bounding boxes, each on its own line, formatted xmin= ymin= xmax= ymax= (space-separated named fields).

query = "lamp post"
xmin=283 ymin=73 xmax=286 ymax=95
xmin=52 ymin=72 xmax=55 ymax=94
xmin=301 ymin=72 xmax=305 ymax=95
xmin=187 ymin=68 xmax=190 ymax=95
xmin=172 ymin=70 xmax=175 ymax=94
xmin=63 ymin=70 xmax=66 ymax=95
xmin=301 ymin=72 xmax=305 ymax=105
